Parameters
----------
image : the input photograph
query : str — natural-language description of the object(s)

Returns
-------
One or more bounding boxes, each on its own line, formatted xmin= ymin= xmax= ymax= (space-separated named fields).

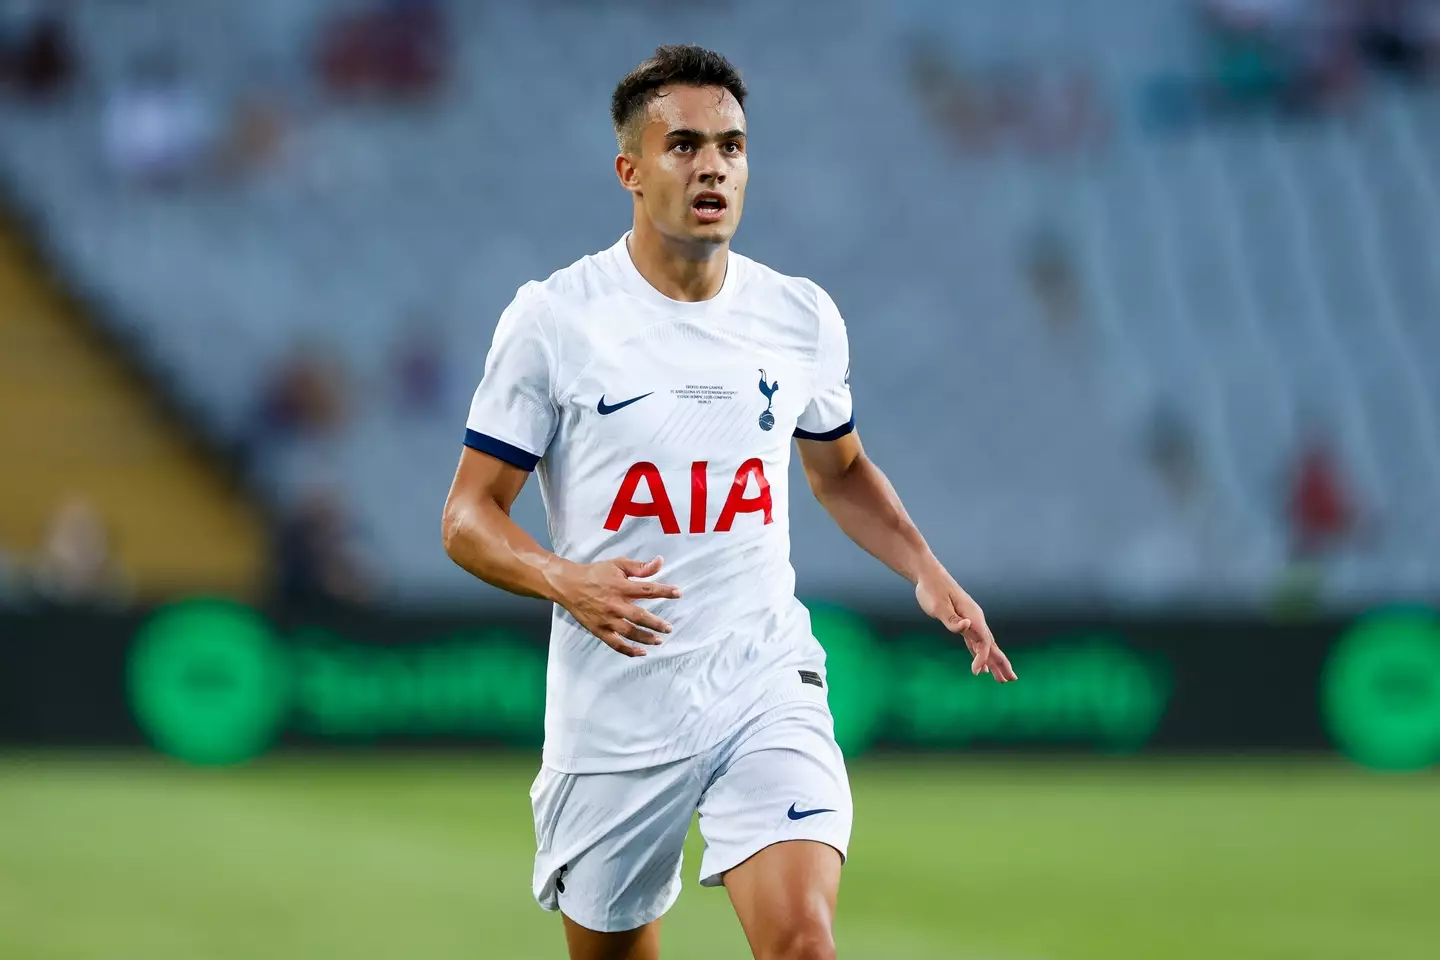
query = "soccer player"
xmin=442 ymin=44 xmax=1016 ymax=960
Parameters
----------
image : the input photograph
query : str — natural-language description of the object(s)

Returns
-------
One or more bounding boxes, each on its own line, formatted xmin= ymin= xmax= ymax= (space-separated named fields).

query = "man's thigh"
xmin=562 ymin=915 xmax=663 ymax=960
xmin=531 ymin=758 xmax=702 ymax=944
xmin=724 ymin=840 xmax=842 ymax=960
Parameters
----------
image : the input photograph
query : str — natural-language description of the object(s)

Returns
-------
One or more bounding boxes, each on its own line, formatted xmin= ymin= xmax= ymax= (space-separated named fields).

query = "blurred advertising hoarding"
xmin=2 ymin=600 xmax=1438 ymax=771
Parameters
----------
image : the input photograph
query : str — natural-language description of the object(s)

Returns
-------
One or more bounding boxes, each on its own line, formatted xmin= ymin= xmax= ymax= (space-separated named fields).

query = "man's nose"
xmin=697 ymin=148 xmax=726 ymax=185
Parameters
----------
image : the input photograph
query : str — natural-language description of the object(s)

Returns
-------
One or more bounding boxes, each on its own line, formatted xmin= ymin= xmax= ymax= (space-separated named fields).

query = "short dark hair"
xmin=610 ymin=44 xmax=747 ymax=151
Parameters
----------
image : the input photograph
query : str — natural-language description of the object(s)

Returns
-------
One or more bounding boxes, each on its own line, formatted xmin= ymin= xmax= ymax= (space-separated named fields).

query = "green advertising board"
xmin=127 ymin=599 xmax=1172 ymax=766
xmin=120 ymin=598 xmax=1440 ymax=769
xmin=130 ymin=600 xmax=550 ymax=764
xmin=128 ymin=600 xmax=289 ymax=766
xmin=1321 ymin=607 xmax=1440 ymax=771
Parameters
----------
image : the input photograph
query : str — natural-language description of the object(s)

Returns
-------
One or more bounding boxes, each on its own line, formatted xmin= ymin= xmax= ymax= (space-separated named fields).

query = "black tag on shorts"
xmin=798 ymin=670 xmax=824 ymax=689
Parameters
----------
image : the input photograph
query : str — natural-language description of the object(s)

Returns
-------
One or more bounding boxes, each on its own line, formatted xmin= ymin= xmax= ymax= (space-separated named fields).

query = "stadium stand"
xmin=0 ymin=0 xmax=1434 ymax=608
xmin=0 ymin=209 xmax=265 ymax=599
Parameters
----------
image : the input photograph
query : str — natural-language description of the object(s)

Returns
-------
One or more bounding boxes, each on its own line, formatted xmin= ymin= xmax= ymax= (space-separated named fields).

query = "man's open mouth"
xmin=692 ymin=192 xmax=727 ymax=221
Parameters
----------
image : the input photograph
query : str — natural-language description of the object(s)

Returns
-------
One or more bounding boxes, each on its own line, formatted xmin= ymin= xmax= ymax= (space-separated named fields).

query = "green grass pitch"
xmin=0 ymin=754 xmax=1435 ymax=959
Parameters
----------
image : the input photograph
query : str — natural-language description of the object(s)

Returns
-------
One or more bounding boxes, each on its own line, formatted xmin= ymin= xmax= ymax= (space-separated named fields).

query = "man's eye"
xmin=673 ymin=142 xmax=693 ymax=153
xmin=724 ymin=142 xmax=740 ymax=153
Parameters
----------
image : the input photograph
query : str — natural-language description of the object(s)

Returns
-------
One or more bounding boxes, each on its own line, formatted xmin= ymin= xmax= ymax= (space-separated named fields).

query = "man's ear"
xmin=615 ymin=152 xmax=642 ymax=195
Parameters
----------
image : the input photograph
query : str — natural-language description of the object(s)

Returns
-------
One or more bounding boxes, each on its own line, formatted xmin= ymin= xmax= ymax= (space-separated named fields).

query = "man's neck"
xmin=627 ymin=217 xmax=728 ymax=303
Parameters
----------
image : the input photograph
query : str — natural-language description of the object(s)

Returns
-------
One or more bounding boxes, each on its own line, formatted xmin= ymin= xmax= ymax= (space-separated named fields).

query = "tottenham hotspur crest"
xmin=757 ymin=369 xmax=780 ymax=431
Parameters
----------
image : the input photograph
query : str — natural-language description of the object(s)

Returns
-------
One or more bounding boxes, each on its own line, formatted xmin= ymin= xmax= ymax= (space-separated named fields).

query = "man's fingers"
xmin=614 ymin=555 xmax=664 ymax=578
xmin=989 ymin=647 xmax=1018 ymax=682
xmin=970 ymin=646 xmax=990 ymax=675
xmin=969 ymin=617 xmax=998 ymax=648
xmin=944 ymin=615 xmax=972 ymax=635
xmin=616 ymin=614 xmax=664 ymax=645
xmin=966 ymin=620 xmax=1017 ymax=682
xmin=964 ymin=618 xmax=1003 ymax=674
xmin=621 ymin=604 xmax=672 ymax=635
xmin=968 ymin=633 xmax=992 ymax=675
xmin=599 ymin=631 xmax=647 ymax=657
xmin=624 ymin=579 xmax=682 ymax=600
xmin=617 ymin=622 xmax=662 ymax=647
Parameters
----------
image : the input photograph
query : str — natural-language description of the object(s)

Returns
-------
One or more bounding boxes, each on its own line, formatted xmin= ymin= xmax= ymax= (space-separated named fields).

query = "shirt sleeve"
xmin=794 ymin=285 xmax=855 ymax=441
xmin=463 ymin=284 xmax=558 ymax=471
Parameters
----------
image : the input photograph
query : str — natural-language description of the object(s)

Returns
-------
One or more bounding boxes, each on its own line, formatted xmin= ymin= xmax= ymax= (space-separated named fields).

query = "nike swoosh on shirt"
xmin=597 ymin=392 xmax=653 ymax=415
xmin=786 ymin=803 xmax=836 ymax=821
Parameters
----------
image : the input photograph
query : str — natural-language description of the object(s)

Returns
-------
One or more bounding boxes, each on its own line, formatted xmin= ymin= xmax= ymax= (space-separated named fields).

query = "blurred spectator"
xmin=216 ymin=87 xmax=291 ymax=179
xmin=1201 ymin=0 xmax=1306 ymax=106
xmin=1023 ymin=224 xmax=1083 ymax=330
xmin=1169 ymin=0 xmax=1440 ymax=129
xmin=908 ymin=41 xmax=1103 ymax=157
xmin=908 ymin=45 xmax=1001 ymax=152
xmin=103 ymin=53 xmax=218 ymax=188
xmin=1286 ymin=437 xmax=1357 ymax=557
xmin=1145 ymin=403 xmax=1204 ymax=505
xmin=1 ymin=6 xmax=76 ymax=100
xmin=393 ymin=312 xmax=447 ymax=417
xmin=1197 ymin=0 xmax=1374 ymax=114
xmin=29 ymin=497 xmax=130 ymax=607
xmin=1354 ymin=0 xmax=1440 ymax=79
xmin=316 ymin=0 xmax=450 ymax=100
xmin=252 ymin=343 xmax=350 ymax=445
xmin=275 ymin=490 xmax=372 ymax=607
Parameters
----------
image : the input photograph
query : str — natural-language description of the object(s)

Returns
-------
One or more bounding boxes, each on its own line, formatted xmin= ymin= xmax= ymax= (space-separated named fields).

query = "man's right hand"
xmin=547 ymin=556 xmax=681 ymax=657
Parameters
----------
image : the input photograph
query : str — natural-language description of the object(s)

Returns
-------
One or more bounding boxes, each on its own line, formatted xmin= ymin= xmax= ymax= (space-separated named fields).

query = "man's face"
xmin=619 ymin=84 xmax=747 ymax=248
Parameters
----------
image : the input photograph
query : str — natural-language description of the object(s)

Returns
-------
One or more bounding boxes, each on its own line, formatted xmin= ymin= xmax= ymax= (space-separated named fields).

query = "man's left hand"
xmin=915 ymin=570 xmax=1017 ymax=683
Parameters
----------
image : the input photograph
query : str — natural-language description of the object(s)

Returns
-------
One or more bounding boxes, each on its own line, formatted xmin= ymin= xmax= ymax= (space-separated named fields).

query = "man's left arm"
xmin=797 ymin=433 xmax=1016 ymax=683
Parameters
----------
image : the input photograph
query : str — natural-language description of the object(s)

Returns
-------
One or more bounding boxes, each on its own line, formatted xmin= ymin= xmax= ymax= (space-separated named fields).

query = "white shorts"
xmin=529 ymin=700 xmax=852 ymax=933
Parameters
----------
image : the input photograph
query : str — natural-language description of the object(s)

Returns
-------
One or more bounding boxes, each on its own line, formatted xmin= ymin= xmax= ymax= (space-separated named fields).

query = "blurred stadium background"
xmin=1 ymin=0 xmax=1438 ymax=957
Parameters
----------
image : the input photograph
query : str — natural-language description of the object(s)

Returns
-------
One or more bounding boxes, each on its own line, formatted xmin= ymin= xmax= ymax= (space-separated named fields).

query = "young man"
xmin=442 ymin=44 xmax=1016 ymax=960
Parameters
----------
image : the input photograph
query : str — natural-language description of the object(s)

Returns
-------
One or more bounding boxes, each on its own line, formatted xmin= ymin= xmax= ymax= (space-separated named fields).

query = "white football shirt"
xmin=465 ymin=234 xmax=854 ymax=773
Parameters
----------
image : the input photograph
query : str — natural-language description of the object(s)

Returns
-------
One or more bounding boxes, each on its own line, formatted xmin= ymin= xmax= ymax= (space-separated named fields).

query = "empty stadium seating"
xmin=1 ymin=0 xmax=1433 ymax=607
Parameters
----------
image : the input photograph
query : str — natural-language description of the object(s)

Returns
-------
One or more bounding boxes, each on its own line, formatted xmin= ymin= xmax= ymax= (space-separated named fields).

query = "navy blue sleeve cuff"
xmin=463 ymin=429 xmax=541 ymax=471
xmin=793 ymin=415 xmax=855 ymax=442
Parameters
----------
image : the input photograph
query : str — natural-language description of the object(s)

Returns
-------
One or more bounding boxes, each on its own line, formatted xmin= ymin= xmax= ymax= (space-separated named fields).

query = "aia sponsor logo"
xmin=605 ymin=460 xmax=773 ymax=534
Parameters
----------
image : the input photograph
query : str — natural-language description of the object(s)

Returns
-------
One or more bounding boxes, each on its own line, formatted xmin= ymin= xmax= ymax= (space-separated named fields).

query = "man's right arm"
xmin=441 ymin=447 xmax=680 ymax=657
